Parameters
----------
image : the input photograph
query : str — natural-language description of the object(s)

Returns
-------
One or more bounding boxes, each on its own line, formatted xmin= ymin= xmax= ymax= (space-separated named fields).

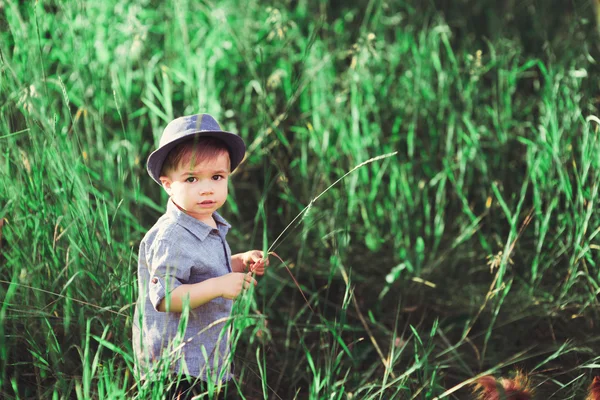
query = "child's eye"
xmin=185 ymin=177 xmax=197 ymax=183
xmin=212 ymin=175 xmax=225 ymax=181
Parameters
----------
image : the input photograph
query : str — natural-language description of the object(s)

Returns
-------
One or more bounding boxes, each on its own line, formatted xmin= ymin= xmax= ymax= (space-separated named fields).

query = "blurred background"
xmin=1 ymin=0 xmax=599 ymax=398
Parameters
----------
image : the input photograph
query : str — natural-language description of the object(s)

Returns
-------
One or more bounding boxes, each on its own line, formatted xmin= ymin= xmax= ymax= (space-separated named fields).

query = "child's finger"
xmin=253 ymin=264 xmax=265 ymax=275
xmin=252 ymin=259 xmax=267 ymax=272
xmin=251 ymin=267 xmax=263 ymax=276
xmin=242 ymin=274 xmax=254 ymax=289
xmin=248 ymin=276 xmax=257 ymax=286
xmin=245 ymin=271 xmax=257 ymax=285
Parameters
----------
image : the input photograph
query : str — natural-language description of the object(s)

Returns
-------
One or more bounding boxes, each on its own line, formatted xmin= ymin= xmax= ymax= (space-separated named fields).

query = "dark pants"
xmin=165 ymin=376 xmax=240 ymax=400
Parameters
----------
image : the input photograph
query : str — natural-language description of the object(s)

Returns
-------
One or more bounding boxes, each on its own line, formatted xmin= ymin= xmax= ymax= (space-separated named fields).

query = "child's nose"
xmin=199 ymin=184 xmax=214 ymax=195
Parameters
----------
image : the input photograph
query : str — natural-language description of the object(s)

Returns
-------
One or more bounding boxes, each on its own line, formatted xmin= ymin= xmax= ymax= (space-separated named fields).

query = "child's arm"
xmin=157 ymin=272 xmax=257 ymax=312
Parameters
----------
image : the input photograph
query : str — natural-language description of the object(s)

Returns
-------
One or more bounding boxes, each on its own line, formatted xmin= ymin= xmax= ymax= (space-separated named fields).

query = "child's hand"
xmin=219 ymin=272 xmax=257 ymax=299
xmin=242 ymin=250 xmax=272 ymax=276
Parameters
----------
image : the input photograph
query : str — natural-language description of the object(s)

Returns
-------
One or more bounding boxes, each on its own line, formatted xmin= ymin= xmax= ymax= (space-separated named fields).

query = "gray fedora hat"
xmin=146 ymin=114 xmax=246 ymax=185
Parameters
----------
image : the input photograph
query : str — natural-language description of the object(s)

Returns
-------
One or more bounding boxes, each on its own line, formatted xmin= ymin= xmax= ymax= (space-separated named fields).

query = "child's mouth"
xmin=199 ymin=200 xmax=215 ymax=207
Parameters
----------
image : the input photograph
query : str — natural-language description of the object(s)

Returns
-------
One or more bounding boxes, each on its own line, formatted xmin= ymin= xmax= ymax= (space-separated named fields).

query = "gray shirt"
xmin=132 ymin=199 xmax=234 ymax=381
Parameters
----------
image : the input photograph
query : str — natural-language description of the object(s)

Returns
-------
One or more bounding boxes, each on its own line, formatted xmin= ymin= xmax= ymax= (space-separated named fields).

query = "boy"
xmin=133 ymin=114 xmax=267 ymax=399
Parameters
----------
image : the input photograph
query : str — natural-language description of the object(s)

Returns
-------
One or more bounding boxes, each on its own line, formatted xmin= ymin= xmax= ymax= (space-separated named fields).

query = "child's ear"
xmin=159 ymin=176 xmax=172 ymax=196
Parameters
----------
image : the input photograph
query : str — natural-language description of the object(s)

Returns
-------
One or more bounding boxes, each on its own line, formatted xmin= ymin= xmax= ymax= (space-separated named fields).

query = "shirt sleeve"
xmin=146 ymin=239 xmax=193 ymax=311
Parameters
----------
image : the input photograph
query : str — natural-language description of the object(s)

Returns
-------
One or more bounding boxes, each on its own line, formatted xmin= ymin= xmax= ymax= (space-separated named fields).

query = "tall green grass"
xmin=1 ymin=0 xmax=599 ymax=398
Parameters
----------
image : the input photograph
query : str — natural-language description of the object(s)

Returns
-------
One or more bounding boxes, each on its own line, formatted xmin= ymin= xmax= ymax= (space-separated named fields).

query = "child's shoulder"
xmin=141 ymin=213 xmax=183 ymax=247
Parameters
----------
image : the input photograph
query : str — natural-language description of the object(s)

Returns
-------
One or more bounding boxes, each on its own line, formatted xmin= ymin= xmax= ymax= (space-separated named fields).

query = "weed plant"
xmin=1 ymin=0 xmax=599 ymax=398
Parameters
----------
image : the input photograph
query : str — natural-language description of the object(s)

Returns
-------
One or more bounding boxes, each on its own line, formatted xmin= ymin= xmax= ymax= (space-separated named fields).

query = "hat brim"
xmin=146 ymin=130 xmax=246 ymax=185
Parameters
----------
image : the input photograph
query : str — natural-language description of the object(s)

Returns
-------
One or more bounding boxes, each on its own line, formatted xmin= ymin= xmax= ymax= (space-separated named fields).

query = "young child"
xmin=133 ymin=114 xmax=267 ymax=398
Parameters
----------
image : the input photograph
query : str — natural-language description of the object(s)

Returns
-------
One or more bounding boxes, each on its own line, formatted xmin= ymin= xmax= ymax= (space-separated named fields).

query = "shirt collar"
xmin=166 ymin=199 xmax=231 ymax=241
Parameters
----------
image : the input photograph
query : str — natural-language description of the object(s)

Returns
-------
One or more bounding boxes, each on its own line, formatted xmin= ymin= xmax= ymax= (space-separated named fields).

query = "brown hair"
xmin=160 ymin=137 xmax=230 ymax=177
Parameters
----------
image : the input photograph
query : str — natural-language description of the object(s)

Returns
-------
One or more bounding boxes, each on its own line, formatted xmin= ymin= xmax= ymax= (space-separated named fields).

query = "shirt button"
xmin=151 ymin=277 xmax=158 ymax=284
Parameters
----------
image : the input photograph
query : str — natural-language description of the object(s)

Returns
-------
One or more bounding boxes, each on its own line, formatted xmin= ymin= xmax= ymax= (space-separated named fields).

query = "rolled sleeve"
xmin=147 ymin=239 xmax=193 ymax=311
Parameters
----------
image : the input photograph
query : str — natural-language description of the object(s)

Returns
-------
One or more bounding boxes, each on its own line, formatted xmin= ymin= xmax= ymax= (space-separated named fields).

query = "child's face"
xmin=159 ymin=151 xmax=230 ymax=225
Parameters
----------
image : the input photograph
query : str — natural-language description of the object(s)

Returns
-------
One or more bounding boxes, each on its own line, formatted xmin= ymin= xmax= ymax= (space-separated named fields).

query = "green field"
xmin=1 ymin=0 xmax=600 ymax=398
